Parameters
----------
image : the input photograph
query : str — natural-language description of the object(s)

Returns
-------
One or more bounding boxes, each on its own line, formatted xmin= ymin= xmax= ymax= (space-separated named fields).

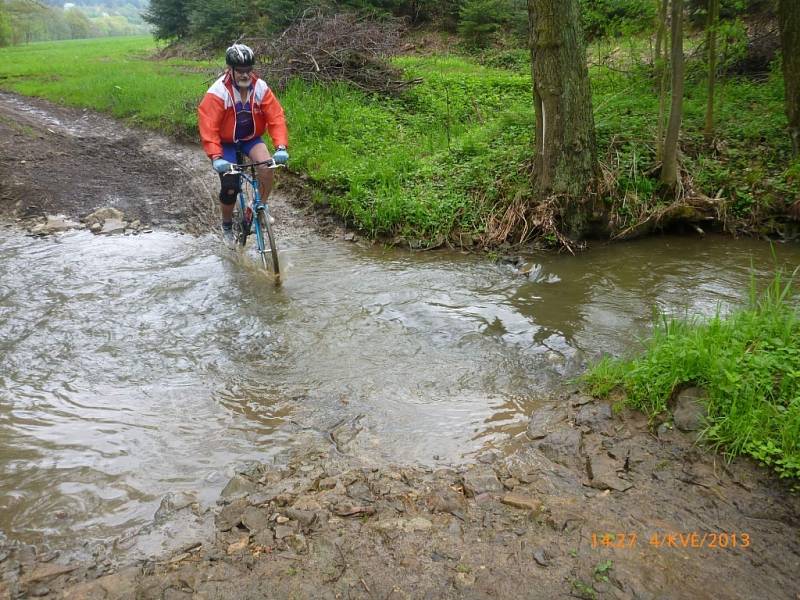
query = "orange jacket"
xmin=198 ymin=71 xmax=288 ymax=160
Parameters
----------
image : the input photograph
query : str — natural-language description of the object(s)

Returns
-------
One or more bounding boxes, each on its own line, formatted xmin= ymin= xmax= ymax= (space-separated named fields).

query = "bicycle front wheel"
xmin=231 ymin=192 xmax=250 ymax=248
xmin=256 ymin=208 xmax=280 ymax=278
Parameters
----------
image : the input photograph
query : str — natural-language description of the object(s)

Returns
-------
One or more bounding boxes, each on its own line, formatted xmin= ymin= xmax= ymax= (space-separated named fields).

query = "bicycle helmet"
xmin=225 ymin=43 xmax=255 ymax=68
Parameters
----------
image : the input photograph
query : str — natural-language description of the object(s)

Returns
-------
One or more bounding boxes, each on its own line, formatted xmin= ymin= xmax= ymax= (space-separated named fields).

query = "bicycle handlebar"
xmin=227 ymin=159 xmax=286 ymax=173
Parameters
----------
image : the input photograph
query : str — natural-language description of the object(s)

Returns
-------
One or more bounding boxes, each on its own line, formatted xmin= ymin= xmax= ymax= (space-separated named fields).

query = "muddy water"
xmin=1 ymin=227 xmax=798 ymax=552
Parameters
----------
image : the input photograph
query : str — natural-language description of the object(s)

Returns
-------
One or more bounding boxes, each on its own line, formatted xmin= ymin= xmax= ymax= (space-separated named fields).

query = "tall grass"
xmin=583 ymin=268 xmax=800 ymax=481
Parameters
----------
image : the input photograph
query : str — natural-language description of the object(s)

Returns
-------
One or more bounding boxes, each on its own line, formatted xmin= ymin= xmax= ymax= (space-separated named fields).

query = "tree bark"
xmin=778 ymin=0 xmax=800 ymax=156
xmin=660 ymin=0 xmax=685 ymax=189
xmin=655 ymin=0 xmax=669 ymax=161
xmin=654 ymin=0 xmax=667 ymax=67
xmin=704 ymin=0 xmax=719 ymax=144
xmin=528 ymin=0 xmax=600 ymax=237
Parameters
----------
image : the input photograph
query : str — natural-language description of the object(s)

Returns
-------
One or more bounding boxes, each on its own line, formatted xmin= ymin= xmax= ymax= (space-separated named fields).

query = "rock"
xmin=241 ymin=507 xmax=270 ymax=534
xmin=220 ymin=474 xmax=259 ymax=499
xmin=216 ymin=498 xmax=248 ymax=531
xmin=372 ymin=517 xmax=432 ymax=532
xmin=226 ymin=537 xmax=249 ymax=555
xmin=274 ymin=525 xmax=294 ymax=540
xmin=318 ymin=477 xmax=338 ymax=491
xmin=587 ymin=455 xmax=633 ymax=492
xmin=425 ymin=487 xmax=467 ymax=515
xmin=253 ymin=529 xmax=275 ymax=547
xmin=462 ymin=467 xmax=504 ymax=497
xmin=536 ymin=429 xmax=583 ymax=470
xmin=500 ymin=492 xmax=543 ymax=513
xmin=533 ymin=549 xmax=550 ymax=567
xmin=285 ymin=533 xmax=308 ymax=554
xmin=99 ymin=218 xmax=126 ymax=235
xmin=526 ymin=404 xmax=568 ymax=440
xmin=154 ymin=491 xmax=197 ymax=521
xmin=346 ymin=481 xmax=373 ymax=502
xmin=84 ymin=207 xmax=124 ymax=227
xmin=130 ymin=220 xmax=141 ymax=230
xmin=672 ymin=387 xmax=708 ymax=432
xmin=40 ymin=214 xmax=80 ymax=234
xmin=453 ymin=571 xmax=476 ymax=590
xmin=29 ymin=585 xmax=51 ymax=597
xmin=20 ymin=563 xmax=78 ymax=586
xmin=574 ymin=403 xmax=614 ymax=434
xmin=283 ymin=508 xmax=317 ymax=528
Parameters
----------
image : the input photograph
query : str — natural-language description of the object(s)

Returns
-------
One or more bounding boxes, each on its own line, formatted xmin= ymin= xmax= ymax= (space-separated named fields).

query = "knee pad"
xmin=218 ymin=173 xmax=240 ymax=205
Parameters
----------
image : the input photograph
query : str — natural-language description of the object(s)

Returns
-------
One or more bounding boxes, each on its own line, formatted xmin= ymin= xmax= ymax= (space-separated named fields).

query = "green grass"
xmin=582 ymin=268 xmax=800 ymax=481
xmin=0 ymin=36 xmax=795 ymax=245
xmin=0 ymin=37 xmax=213 ymax=138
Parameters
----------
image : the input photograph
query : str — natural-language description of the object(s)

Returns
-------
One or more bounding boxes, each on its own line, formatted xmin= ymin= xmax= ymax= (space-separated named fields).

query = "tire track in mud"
xmin=0 ymin=91 xmax=319 ymax=239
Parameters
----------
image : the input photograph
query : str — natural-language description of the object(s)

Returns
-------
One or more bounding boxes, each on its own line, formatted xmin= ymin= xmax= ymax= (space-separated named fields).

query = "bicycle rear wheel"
xmin=256 ymin=207 xmax=280 ymax=278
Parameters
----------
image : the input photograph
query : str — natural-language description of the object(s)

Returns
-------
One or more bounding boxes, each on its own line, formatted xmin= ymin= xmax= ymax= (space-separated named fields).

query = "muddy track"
xmin=0 ymin=91 xmax=332 ymax=240
xmin=1 ymin=93 xmax=799 ymax=600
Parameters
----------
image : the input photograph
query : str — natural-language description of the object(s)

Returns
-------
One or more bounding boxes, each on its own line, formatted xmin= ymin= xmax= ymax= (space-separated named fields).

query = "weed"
xmin=583 ymin=268 xmax=800 ymax=480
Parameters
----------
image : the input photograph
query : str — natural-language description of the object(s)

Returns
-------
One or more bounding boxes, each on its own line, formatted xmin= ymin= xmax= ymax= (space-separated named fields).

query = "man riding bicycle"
xmin=198 ymin=43 xmax=289 ymax=244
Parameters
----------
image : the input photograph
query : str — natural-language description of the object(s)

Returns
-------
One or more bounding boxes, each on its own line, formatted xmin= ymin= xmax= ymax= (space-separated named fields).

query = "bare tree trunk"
xmin=704 ymin=0 xmax=719 ymax=144
xmin=660 ymin=0 xmax=685 ymax=189
xmin=778 ymin=0 xmax=800 ymax=156
xmin=654 ymin=0 xmax=667 ymax=66
xmin=655 ymin=0 xmax=669 ymax=161
xmin=528 ymin=0 xmax=599 ymax=237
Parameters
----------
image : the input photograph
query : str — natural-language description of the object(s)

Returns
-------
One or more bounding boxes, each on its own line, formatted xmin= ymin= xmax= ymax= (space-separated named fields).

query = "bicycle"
xmin=227 ymin=154 xmax=284 ymax=279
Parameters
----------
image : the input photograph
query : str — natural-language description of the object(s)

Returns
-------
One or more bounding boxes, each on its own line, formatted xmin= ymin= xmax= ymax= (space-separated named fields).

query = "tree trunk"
xmin=704 ymin=0 xmax=719 ymax=144
xmin=654 ymin=0 xmax=667 ymax=67
xmin=655 ymin=0 xmax=669 ymax=161
xmin=660 ymin=0 xmax=685 ymax=189
xmin=778 ymin=0 xmax=800 ymax=156
xmin=528 ymin=0 xmax=600 ymax=238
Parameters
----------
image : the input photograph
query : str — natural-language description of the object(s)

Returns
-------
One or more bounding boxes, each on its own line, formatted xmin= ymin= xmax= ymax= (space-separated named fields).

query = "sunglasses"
xmin=233 ymin=67 xmax=253 ymax=75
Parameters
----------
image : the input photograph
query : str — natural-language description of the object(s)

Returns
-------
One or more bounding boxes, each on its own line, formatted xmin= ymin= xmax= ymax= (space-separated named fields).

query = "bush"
xmin=457 ymin=0 xmax=526 ymax=48
xmin=579 ymin=0 xmax=656 ymax=40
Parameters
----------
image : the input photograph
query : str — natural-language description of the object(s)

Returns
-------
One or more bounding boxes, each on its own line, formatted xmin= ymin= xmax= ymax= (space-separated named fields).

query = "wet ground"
xmin=1 ymin=92 xmax=800 ymax=599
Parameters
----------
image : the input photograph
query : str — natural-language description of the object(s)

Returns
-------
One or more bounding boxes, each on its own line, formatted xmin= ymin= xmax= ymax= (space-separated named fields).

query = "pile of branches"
xmin=251 ymin=10 xmax=421 ymax=95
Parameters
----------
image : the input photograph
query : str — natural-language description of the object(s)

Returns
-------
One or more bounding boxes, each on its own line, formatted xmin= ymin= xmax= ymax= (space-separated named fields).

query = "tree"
xmin=655 ymin=0 xmax=669 ymax=161
xmin=527 ymin=0 xmax=600 ymax=238
xmin=0 ymin=2 xmax=11 ymax=46
xmin=778 ymin=0 xmax=799 ymax=156
xmin=64 ymin=6 xmax=92 ymax=39
xmin=143 ymin=0 xmax=191 ymax=40
xmin=704 ymin=0 xmax=719 ymax=143
xmin=660 ymin=0 xmax=685 ymax=189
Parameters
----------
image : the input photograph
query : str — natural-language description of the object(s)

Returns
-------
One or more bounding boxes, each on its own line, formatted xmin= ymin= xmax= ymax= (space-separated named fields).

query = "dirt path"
xmin=0 ymin=93 xmax=799 ymax=600
xmin=0 ymin=91 xmax=332 ymax=239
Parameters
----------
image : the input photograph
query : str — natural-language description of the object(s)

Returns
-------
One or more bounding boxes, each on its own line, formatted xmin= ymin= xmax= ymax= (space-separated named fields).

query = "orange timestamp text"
xmin=590 ymin=532 xmax=751 ymax=550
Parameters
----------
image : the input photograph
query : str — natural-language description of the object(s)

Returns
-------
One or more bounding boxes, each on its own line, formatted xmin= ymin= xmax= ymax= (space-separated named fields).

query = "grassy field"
xmin=583 ymin=269 xmax=800 ymax=482
xmin=0 ymin=36 xmax=796 ymax=245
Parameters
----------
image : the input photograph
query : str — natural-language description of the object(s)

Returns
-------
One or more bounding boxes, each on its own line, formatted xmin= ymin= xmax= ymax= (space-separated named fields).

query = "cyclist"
xmin=198 ymin=43 xmax=289 ymax=243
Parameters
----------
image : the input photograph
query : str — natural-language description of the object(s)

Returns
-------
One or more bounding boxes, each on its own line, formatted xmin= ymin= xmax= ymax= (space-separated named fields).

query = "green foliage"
xmin=0 ymin=35 xmax=794 ymax=246
xmin=457 ymin=0 xmax=526 ymax=48
xmin=143 ymin=0 xmax=191 ymax=40
xmin=1 ymin=0 xmax=148 ymax=44
xmin=582 ymin=268 xmax=800 ymax=481
xmin=0 ymin=3 xmax=12 ymax=47
xmin=579 ymin=0 xmax=656 ymax=40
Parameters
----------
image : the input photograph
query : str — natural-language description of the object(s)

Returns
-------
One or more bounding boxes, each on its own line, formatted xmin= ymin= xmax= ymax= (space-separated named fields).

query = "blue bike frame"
xmin=237 ymin=169 xmax=270 ymax=254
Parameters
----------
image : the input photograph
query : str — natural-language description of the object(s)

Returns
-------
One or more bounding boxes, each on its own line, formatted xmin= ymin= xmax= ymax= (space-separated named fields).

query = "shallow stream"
xmin=1 ymin=226 xmax=798 ymax=553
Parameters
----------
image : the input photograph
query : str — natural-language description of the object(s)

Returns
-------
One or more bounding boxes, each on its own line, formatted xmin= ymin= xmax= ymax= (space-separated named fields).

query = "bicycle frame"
xmin=237 ymin=167 xmax=270 ymax=254
xmin=228 ymin=156 xmax=283 ymax=276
